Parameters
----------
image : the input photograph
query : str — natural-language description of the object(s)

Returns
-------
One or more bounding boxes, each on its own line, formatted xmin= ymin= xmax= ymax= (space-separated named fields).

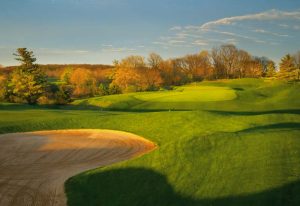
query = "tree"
xmin=69 ymin=68 xmax=97 ymax=97
xmin=60 ymin=67 xmax=74 ymax=84
xmin=55 ymin=84 xmax=73 ymax=104
xmin=183 ymin=51 xmax=213 ymax=81
xmin=6 ymin=48 xmax=47 ymax=104
xmin=293 ymin=51 xmax=300 ymax=80
xmin=266 ymin=61 xmax=276 ymax=77
xmin=278 ymin=54 xmax=297 ymax=80
xmin=255 ymin=56 xmax=270 ymax=76
xmin=148 ymin=53 xmax=163 ymax=70
xmin=158 ymin=59 xmax=187 ymax=86
xmin=235 ymin=50 xmax=251 ymax=78
xmin=143 ymin=68 xmax=163 ymax=90
xmin=211 ymin=44 xmax=239 ymax=79
xmin=98 ymin=83 xmax=109 ymax=96
xmin=245 ymin=58 xmax=263 ymax=78
xmin=0 ymin=73 xmax=7 ymax=101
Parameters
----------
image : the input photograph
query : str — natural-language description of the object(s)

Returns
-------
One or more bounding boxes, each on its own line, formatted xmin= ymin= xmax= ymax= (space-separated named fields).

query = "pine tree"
xmin=6 ymin=48 xmax=47 ymax=104
xmin=266 ymin=61 xmax=276 ymax=77
xmin=278 ymin=54 xmax=297 ymax=81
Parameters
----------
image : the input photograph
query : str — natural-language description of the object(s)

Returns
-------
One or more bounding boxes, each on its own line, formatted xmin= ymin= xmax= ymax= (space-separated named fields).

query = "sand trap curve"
xmin=0 ymin=129 xmax=156 ymax=206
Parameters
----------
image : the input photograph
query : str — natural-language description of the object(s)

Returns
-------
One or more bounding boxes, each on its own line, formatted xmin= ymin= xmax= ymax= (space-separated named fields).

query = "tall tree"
xmin=293 ymin=51 xmax=300 ymax=80
xmin=266 ymin=61 xmax=276 ymax=77
xmin=148 ymin=53 xmax=163 ymax=70
xmin=0 ymin=72 xmax=6 ymax=101
xmin=6 ymin=48 xmax=47 ymax=104
xmin=278 ymin=54 xmax=297 ymax=80
xmin=212 ymin=44 xmax=239 ymax=79
xmin=69 ymin=68 xmax=97 ymax=97
xmin=236 ymin=50 xmax=251 ymax=78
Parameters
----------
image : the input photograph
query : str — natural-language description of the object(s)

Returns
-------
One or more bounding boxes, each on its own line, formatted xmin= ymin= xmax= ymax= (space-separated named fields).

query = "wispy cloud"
xmin=200 ymin=9 xmax=300 ymax=30
xmin=253 ymin=29 xmax=289 ymax=37
xmin=101 ymin=45 xmax=137 ymax=52
xmin=38 ymin=48 xmax=89 ymax=55
xmin=154 ymin=9 xmax=300 ymax=49
xmin=192 ymin=40 xmax=208 ymax=46
xmin=170 ymin=26 xmax=182 ymax=31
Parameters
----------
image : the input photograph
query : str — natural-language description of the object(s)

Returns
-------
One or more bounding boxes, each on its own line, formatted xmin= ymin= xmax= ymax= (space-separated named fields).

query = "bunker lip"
xmin=0 ymin=129 xmax=156 ymax=206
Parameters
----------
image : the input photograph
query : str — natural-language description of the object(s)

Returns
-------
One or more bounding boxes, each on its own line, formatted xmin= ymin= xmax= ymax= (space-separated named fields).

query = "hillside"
xmin=0 ymin=79 xmax=299 ymax=205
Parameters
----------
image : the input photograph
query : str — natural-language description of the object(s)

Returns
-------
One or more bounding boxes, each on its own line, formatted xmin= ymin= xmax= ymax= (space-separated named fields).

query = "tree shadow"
xmin=207 ymin=109 xmax=300 ymax=116
xmin=0 ymin=103 xmax=191 ymax=113
xmin=65 ymin=168 xmax=300 ymax=206
xmin=238 ymin=122 xmax=300 ymax=133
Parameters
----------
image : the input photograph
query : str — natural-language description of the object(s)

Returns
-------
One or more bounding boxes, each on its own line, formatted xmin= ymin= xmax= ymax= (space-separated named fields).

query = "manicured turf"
xmin=72 ymin=85 xmax=237 ymax=110
xmin=0 ymin=78 xmax=299 ymax=206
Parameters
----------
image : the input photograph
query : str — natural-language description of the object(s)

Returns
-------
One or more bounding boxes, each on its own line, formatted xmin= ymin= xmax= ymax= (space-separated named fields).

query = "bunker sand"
xmin=0 ymin=129 xmax=156 ymax=206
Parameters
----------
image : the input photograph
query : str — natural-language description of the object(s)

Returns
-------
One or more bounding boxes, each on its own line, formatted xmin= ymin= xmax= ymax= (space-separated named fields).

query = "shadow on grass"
xmin=238 ymin=122 xmax=300 ymax=133
xmin=208 ymin=109 xmax=300 ymax=116
xmin=0 ymin=103 xmax=191 ymax=113
xmin=65 ymin=167 xmax=300 ymax=206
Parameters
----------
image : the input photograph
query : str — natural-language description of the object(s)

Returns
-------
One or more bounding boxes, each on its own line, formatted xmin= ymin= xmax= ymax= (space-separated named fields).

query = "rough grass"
xmin=0 ymin=78 xmax=299 ymax=206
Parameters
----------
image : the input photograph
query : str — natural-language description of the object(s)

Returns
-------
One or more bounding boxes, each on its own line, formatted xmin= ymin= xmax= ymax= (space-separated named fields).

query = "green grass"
xmin=72 ymin=84 xmax=236 ymax=110
xmin=0 ymin=78 xmax=299 ymax=206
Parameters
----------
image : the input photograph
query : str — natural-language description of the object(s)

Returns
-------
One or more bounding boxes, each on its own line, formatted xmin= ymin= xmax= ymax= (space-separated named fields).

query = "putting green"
xmin=72 ymin=85 xmax=236 ymax=110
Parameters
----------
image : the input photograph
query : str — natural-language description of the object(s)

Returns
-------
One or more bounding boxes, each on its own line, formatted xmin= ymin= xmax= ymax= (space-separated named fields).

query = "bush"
xmin=37 ymin=96 xmax=54 ymax=105
xmin=55 ymin=85 xmax=73 ymax=105
xmin=108 ymin=83 xmax=121 ymax=95
xmin=98 ymin=83 xmax=109 ymax=96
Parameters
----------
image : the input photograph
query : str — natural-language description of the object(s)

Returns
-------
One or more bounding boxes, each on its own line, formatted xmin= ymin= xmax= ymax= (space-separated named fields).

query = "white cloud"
xmin=293 ymin=25 xmax=300 ymax=30
xmin=101 ymin=44 xmax=140 ymax=53
xmin=192 ymin=40 xmax=208 ymax=46
xmin=279 ymin=24 xmax=289 ymax=28
xmin=168 ymin=40 xmax=185 ymax=44
xmin=253 ymin=29 xmax=289 ymax=37
xmin=155 ymin=9 xmax=300 ymax=50
xmin=102 ymin=47 xmax=136 ymax=52
xmin=38 ymin=48 xmax=89 ymax=55
xmin=170 ymin=26 xmax=182 ymax=31
xmin=102 ymin=44 xmax=113 ymax=47
xmin=200 ymin=9 xmax=300 ymax=30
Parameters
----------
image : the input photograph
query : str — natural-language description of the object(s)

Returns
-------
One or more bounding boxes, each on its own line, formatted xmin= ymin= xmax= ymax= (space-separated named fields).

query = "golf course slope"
xmin=0 ymin=79 xmax=299 ymax=206
xmin=0 ymin=130 xmax=156 ymax=206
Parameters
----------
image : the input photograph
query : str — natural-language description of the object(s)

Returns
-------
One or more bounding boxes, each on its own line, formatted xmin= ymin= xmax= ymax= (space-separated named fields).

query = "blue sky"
xmin=0 ymin=0 xmax=300 ymax=66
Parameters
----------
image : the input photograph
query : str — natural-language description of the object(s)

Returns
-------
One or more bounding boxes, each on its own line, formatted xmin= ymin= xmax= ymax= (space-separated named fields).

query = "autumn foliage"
xmin=1 ymin=46 xmax=299 ymax=105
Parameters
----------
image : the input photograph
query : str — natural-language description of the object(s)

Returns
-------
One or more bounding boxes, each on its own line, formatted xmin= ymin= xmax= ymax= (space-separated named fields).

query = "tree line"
xmin=0 ymin=45 xmax=299 ymax=104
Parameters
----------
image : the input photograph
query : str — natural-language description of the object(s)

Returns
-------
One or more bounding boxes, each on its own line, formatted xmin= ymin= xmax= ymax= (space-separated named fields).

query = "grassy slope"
xmin=0 ymin=78 xmax=299 ymax=206
xmin=72 ymin=84 xmax=237 ymax=110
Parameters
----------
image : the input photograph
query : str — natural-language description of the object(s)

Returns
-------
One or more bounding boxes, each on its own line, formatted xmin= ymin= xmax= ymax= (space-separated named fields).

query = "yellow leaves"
xmin=69 ymin=68 xmax=97 ymax=97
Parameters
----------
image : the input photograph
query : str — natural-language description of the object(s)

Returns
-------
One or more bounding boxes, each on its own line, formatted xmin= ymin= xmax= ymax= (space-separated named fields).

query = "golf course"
xmin=0 ymin=78 xmax=299 ymax=206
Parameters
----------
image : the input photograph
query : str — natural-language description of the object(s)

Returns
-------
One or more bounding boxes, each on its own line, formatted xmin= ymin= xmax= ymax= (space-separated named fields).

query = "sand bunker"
xmin=0 ymin=129 xmax=156 ymax=206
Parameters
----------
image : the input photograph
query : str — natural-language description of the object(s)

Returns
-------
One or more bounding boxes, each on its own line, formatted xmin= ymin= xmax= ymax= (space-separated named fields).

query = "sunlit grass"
xmin=0 ymin=78 xmax=299 ymax=205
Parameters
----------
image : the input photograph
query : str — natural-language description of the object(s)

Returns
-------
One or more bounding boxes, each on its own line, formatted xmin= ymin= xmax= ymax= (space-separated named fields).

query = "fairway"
xmin=0 ymin=79 xmax=299 ymax=206
xmin=72 ymin=85 xmax=237 ymax=110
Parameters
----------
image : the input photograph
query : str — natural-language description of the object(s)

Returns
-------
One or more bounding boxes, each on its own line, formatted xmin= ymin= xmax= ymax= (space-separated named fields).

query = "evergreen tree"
xmin=293 ymin=51 xmax=300 ymax=81
xmin=266 ymin=61 xmax=276 ymax=77
xmin=6 ymin=48 xmax=47 ymax=104
xmin=278 ymin=54 xmax=297 ymax=81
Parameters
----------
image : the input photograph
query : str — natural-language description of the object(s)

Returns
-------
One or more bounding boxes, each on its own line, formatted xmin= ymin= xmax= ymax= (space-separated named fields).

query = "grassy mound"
xmin=72 ymin=85 xmax=236 ymax=110
xmin=0 ymin=78 xmax=299 ymax=206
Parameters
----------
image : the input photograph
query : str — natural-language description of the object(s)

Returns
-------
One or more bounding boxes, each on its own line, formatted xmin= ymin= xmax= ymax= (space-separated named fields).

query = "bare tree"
xmin=212 ymin=44 xmax=239 ymax=79
xmin=148 ymin=53 xmax=163 ymax=70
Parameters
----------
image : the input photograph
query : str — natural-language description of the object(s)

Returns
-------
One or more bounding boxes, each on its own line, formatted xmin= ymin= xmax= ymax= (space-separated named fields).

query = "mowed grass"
xmin=0 ymin=79 xmax=300 ymax=206
xmin=72 ymin=85 xmax=236 ymax=110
